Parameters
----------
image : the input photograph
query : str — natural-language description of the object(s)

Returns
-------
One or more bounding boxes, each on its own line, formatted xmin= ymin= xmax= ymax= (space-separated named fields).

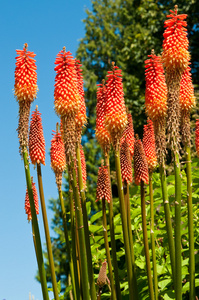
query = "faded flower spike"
xmin=54 ymin=47 xmax=80 ymax=118
xmin=14 ymin=43 xmax=38 ymax=102
xmin=25 ymin=178 xmax=39 ymax=221
xmin=95 ymin=80 xmax=111 ymax=153
xmin=180 ymin=66 xmax=195 ymax=112
xmin=80 ymin=145 xmax=87 ymax=190
xmin=105 ymin=62 xmax=127 ymax=148
xmin=134 ymin=137 xmax=149 ymax=185
xmin=195 ymin=120 xmax=199 ymax=157
xmin=120 ymin=112 xmax=135 ymax=159
xmin=145 ymin=50 xmax=167 ymax=121
xmin=97 ymin=261 xmax=109 ymax=288
xmin=162 ymin=5 xmax=190 ymax=73
xmin=143 ymin=119 xmax=157 ymax=172
xmin=96 ymin=165 xmax=111 ymax=203
xmin=29 ymin=107 xmax=45 ymax=166
xmin=120 ymin=139 xmax=133 ymax=184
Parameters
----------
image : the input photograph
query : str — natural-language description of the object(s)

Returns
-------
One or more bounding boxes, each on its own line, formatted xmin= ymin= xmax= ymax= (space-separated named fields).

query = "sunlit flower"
xmin=120 ymin=113 xmax=135 ymax=159
xmin=96 ymin=165 xmax=111 ymax=203
xmin=25 ymin=178 xmax=39 ymax=221
xmin=195 ymin=120 xmax=199 ymax=157
xmin=143 ymin=119 xmax=157 ymax=172
xmin=134 ymin=138 xmax=149 ymax=185
xmin=29 ymin=107 xmax=45 ymax=166
xmin=120 ymin=139 xmax=133 ymax=183
xmin=180 ymin=66 xmax=195 ymax=111
xmin=80 ymin=145 xmax=87 ymax=190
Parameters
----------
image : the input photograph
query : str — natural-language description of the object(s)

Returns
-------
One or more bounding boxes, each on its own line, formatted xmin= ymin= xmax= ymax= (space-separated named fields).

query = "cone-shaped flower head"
xmin=14 ymin=43 xmax=38 ymax=102
xmin=120 ymin=112 xmax=135 ymax=159
xmin=97 ymin=261 xmax=108 ymax=287
xmin=195 ymin=120 xmax=199 ymax=157
xmin=75 ymin=59 xmax=87 ymax=132
xmin=134 ymin=137 xmax=149 ymax=185
xmin=120 ymin=139 xmax=133 ymax=183
xmin=179 ymin=66 xmax=195 ymax=111
xmin=25 ymin=178 xmax=39 ymax=221
xmin=96 ymin=165 xmax=111 ymax=203
xmin=29 ymin=107 xmax=45 ymax=166
xmin=105 ymin=62 xmax=127 ymax=147
xmin=162 ymin=5 xmax=190 ymax=73
xmin=145 ymin=50 xmax=167 ymax=121
xmin=54 ymin=47 xmax=80 ymax=118
xmin=80 ymin=145 xmax=87 ymax=190
xmin=143 ymin=119 xmax=157 ymax=172
xmin=96 ymin=80 xmax=111 ymax=153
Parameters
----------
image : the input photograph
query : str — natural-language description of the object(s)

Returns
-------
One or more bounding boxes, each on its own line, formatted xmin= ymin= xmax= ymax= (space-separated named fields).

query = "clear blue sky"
xmin=0 ymin=1 xmax=92 ymax=299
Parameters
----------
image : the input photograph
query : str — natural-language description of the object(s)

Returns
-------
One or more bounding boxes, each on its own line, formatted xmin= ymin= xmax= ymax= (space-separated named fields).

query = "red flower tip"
xmin=29 ymin=107 xmax=45 ymax=165
xmin=50 ymin=127 xmax=66 ymax=174
xmin=145 ymin=51 xmax=167 ymax=120
xmin=54 ymin=48 xmax=80 ymax=117
xmin=143 ymin=119 xmax=157 ymax=172
xmin=134 ymin=138 xmax=149 ymax=185
xmin=96 ymin=165 xmax=111 ymax=203
xmin=14 ymin=44 xmax=38 ymax=102
xmin=195 ymin=119 xmax=199 ymax=157
xmin=120 ymin=113 xmax=135 ymax=159
xmin=25 ymin=178 xmax=39 ymax=221
xmin=120 ymin=139 xmax=133 ymax=183
xmin=180 ymin=67 xmax=195 ymax=111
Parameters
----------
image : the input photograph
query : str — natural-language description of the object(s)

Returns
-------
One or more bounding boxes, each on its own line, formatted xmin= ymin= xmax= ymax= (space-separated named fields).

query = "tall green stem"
xmin=159 ymin=163 xmax=175 ymax=287
xmin=141 ymin=180 xmax=154 ymax=300
xmin=22 ymin=149 xmax=49 ymax=300
xmin=105 ymin=153 xmax=122 ymax=300
xmin=102 ymin=198 xmax=116 ymax=300
xmin=149 ymin=173 xmax=158 ymax=300
xmin=37 ymin=164 xmax=59 ymax=300
xmin=114 ymin=148 xmax=134 ymax=299
xmin=174 ymin=152 xmax=182 ymax=300
xmin=76 ymin=143 xmax=96 ymax=300
xmin=185 ymin=144 xmax=195 ymax=299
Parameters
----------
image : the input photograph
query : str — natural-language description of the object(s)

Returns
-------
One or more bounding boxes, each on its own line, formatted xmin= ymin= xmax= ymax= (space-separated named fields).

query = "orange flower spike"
xmin=195 ymin=120 xmax=199 ymax=157
xmin=162 ymin=5 xmax=190 ymax=73
xmin=180 ymin=67 xmax=195 ymax=111
xmin=25 ymin=178 xmax=39 ymax=221
xmin=120 ymin=139 xmax=133 ymax=184
xmin=14 ymin=43 xmax=38 ymax=102
xmin=50 ymin=129 xmax=66 ymax=174
xmin=143 ymin=119 xmax=157 ymax=172
xmin=29 ymin=107 xmax=45 ymax=166
xmin=80 ymin=145 xmax=87 ymax=190
xmin=96 ymin=80 xmax=111 ymax=152
xmin=145 ymin=50 xmax=167 ymax=121
xmin=75 ymin=60 xmax=87 ymax=130
xmin=134 ymin=137 xmax=149 ymax=185
xmin=54 ymin=47 xmax=79 ymax=117
xmin=105 ymin=62 xmax=127 ymax=144
xmin=120 ymin=113 xmax=135 ymax=159
xmin=96 ymin=165 xmax=111 ymax=203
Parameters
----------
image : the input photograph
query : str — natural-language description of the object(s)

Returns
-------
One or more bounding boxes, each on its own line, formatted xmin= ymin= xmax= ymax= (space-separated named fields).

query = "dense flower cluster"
xmin=80 ymin=145 xmax=87 ymax=190
xmin=96 ymin=165 xmax=111 ymax=203
xmin=97 ymin=261 xmax=108 ymax=288
xmin=29 ymin=108 xmax=45 ymax=166
xmin=120 ymin=139 xmax=133 ymax=183
xmin=25 ymin=179 xmax=39 ymax=221
xmin=50 ymin=129 xmax=66 ymax=174
xmin=134 ymin=138 xmax=149 ymax=185
xmin=195 ymin=120 xmax=199 ymax=157
xmin=162 ymin=6 xmax=190 ymax=72
xmin=179 ymin=66 xmax=195 ymax=111
xmin=143 ymin=120 xmax=157 ymax=172
xmin=145 ymin=51 xmax=167 ymax=121
xmin=120 ymin=113 xmax=135 ymax=159
xmin=14 ymin=43 xmax=38 ymax=102
xmin=54 ymin=47 xmax=80 ymax=117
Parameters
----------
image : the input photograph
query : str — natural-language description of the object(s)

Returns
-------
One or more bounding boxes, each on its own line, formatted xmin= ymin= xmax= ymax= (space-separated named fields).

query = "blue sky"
xmin=0 ymin=1 xmax=92 ymax=299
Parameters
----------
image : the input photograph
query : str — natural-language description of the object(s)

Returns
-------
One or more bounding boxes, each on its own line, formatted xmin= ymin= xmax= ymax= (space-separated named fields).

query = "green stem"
xmin=174 ymin=152 xmax=182 ymax=300
xmin=22 ymin=149 xmax=49 ymax=300
xmin=105 ymin=154 xmax=122 ymax=300
xmin=68 ymin=156 xmax=90 ymax=299
xmin=123 ymin=180 xmax=139 ymax=298
xmin=159 ymin=163 xmax=176 ymax=288
xmin=37 ymin=164 xmax=59 ymax=300
xmin=76 ymin=143 xmax=96 ymax=300
xmin=185 ymin=144 xmax=195 ymax=299
xmin=149 ymin=173 xmax=158 ymax=300
xmin=141 ymin=180 xmax=154 ymax=300
xmin=58 ymin=187 xmax=79 ymax=300
xmin=114 ymin=148 xmax=134 ymax=299
xmin=102 ymin=198 xmax=116 ymax=300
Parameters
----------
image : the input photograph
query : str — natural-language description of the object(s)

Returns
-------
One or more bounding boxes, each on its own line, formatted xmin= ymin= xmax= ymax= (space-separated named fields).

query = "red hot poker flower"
xmin=120 ymin=139 xmax=133 ymax=184
xmin=80 ymin=145 xmax=87 ymax=190
xmin=162 ymin=6 xmax=190 ymax=73
xmin=25 ymin=178 xmax=39 ymax=221
xmin=195 ymin=120 xmax=199 ymax=157
xmin=50 ymin=128 xmax=66 ymax=174
xmin=29 ymin=107 xmax=45 ymax=166
xmin=96 ymin=81 xmax=111 ymax=153
xmin=120 ymin=113 xmax=135 ymax=159
xmin=96 ymin=165 xmax=111 ymax=203
xmin=143 ymin=120 xmax=157 ymax=172
xmin=54 ymin=47 xmax=80 ymax=118
xmin=145 ymin=51 xmax=167 ymax=121
xmin=105 ymin=63 xmax=127 ymax=146
xmin=134 ymin=138 xmax=149 ymax=185
xmin=14 ymin=43 xmax=38 ymax=102
xmin=179 ymin=66 xmax=195 ymax=112
xmin=97 ymin=261 xmax=108 ymax=287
